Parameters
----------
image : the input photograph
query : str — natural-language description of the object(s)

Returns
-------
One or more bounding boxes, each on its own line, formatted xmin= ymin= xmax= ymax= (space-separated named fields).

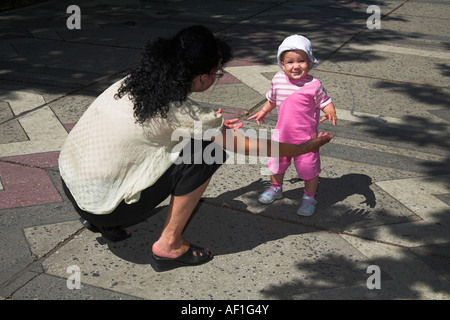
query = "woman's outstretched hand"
xmin=216 ymin=108 xmax=244 ymax=130
xmin=311 ymin=132 xmax=334 ymax=150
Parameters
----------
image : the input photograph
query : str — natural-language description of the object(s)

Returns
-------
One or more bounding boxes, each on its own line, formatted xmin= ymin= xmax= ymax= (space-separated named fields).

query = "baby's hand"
xmin=319 ymin=113 xmax=337 ymax=125
xmin=247 ymin=110 xmax=267 ymax=126
xmin=320 ymin=104 xmax=337 ymax=126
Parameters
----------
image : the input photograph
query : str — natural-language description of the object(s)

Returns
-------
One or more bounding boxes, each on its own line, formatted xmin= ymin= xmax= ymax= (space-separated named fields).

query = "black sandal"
xmin=150 ymin=244 xmax=213 ymax=272
xmin=79 ymin=218 xmax=131 ymax=242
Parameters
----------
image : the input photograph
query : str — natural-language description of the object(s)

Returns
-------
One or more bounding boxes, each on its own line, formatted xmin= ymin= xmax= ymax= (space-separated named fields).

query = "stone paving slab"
xmin=20 ymin=205 xmax=390 ymax=300
xmin=0 ymin=0 xmax=449 ymax=302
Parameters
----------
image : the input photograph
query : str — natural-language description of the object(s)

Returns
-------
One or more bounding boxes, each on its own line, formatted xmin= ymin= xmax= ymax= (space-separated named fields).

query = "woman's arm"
xmin=214 ymin=127 xmax=333 ymax=157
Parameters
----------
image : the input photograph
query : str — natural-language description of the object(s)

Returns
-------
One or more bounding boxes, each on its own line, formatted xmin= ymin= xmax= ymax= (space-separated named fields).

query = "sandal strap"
xmin=262 ymin=187 xmax=281 ymax=197
xmin=302 ymin=198 xmax=317 ymax=206
xmin=152 ymin=244 xmax=211 ymax=264
xmin=179 ymin=244 xmax=210 ymax=264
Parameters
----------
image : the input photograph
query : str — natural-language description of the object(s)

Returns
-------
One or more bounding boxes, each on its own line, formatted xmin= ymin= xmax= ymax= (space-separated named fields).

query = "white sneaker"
xmin=258 ymin=186 xmax=282 ymax=204
xmin=297 ymin=195 xmax=317 ymax=216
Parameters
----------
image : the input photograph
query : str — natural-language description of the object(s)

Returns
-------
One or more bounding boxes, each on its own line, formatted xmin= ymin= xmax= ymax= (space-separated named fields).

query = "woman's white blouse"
xmin=59 ymin=78 xmax=224 ymax=214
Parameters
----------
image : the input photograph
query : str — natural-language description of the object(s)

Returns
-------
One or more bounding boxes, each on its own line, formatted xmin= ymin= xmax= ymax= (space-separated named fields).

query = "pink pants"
xmin=267 ymin=151 xmax=320 ymax=181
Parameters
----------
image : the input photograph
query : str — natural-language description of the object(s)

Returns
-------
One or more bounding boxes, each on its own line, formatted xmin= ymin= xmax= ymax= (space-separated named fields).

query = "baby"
xmin=248 ymin=35 xmax=337 ymax=216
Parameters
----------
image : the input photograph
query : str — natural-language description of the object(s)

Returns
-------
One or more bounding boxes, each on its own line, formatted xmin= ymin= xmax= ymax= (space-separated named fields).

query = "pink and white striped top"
xmin=266 ymin=72 xmax=331 ymax=110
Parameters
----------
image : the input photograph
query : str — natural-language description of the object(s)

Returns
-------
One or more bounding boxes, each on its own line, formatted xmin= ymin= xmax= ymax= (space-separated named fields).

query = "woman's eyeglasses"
xmin=211 ymin=67 xmax=225 ymax=79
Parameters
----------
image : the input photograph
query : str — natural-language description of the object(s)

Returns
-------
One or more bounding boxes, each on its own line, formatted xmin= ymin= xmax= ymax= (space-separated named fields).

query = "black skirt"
xmin=62 ymin=139 xmax=227 ymax=227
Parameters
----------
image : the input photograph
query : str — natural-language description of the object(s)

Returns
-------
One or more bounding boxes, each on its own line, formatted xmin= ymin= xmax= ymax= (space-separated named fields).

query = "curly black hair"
xmin=115 ymin=25 xmax=233 ymax=124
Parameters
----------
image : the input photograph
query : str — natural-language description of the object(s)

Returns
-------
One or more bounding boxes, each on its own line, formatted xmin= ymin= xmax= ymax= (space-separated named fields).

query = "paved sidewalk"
xmin=0 ymin=0 xmax=449 ymax=302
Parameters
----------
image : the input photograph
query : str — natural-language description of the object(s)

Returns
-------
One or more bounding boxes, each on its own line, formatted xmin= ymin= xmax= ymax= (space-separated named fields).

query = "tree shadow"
xmin=354 ymin=115 xmax=449 ymax=148
xmin=347 ymin=110 xmax=450 ymax=189
xmin=261 ymin=242 xmax=450 ymax=299
xmin=374 ymin=81 xmax=450 ymax=110
xmin=221 ymin=1 xmax=404 ymax=65
xmin=260 ymin=253 xmax=389 ymax=299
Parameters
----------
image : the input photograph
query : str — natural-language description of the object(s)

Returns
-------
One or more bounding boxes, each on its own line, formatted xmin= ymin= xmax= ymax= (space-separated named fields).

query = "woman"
xmin=59 ymin=25 xmax=333 ymax=272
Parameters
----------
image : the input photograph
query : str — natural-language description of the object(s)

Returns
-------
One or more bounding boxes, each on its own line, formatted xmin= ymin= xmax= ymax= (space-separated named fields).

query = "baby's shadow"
xmin=208 ymin=173 xmax=382 ymax=234
xmin=310 ymin=173 xmax=376 ymax=209
xmin=213 ymin=173 xmax=376 ymax=212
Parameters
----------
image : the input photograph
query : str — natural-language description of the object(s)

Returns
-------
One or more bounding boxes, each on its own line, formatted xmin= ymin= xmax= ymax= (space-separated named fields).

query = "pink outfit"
xmin=267 ymin=72 xmax=332 ymax=180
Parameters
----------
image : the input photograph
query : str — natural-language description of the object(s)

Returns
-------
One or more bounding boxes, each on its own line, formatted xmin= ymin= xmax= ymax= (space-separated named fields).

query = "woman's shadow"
xmin=106 ymin=173 xmax=377 ymax=264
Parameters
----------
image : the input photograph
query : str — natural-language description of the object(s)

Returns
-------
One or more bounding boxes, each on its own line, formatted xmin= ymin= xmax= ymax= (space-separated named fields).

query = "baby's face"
xmin=281 ymin=50 xmax=312 ymax=80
